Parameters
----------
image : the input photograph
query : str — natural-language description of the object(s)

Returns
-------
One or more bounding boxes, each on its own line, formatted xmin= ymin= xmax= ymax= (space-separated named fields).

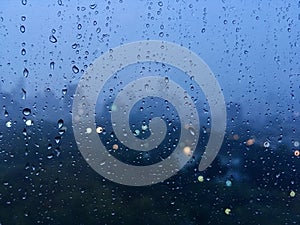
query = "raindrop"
xmin=47 ymin=153 xmax=54 ymax=159
xmin=72 ymin=43 xmax=77 ymax=49
xmin=48 ymin=144 xmax=52 ymax=150
xmin=55 ymin=136 xmax=61 ymax=144
xmin=158 ymin=1 xmax=163 ymax=6
xmin=22 ymin=88 xmax=26 ymax=100
xmin=72 ymin=65 xmax=79 ymax=74
xmin=263 ymin=141 xmax=270 ymax=148
xmin=22 ymin=108 xmax=31 ymax=116
xmin=49 ymin=35 xmax=57 ymax=43
xmin=22 ymin=129 xmax=27 ymax=136
xmin=6 ymin=121 xmax=12 ymax=128
xmin=23 ymin=68 xmax=29 ymax=78
xmin=96 ymin=27 xmax=101 ymax=33
xmin=58 ymin=119 xmax=64 ymax=129
xmin=20 ymin=25 xmax=25 ymax=33
xmin=89 ymin=4 xmax=97 ymax=9
xmin=21 ymin=0 xmax=27 ymax=5
xmin=25 ymin=119 xmax=33 ymax=126
xmin=57 ymin=0 xmax=62 ymax=5
xmin=188 ymin=126 xmax=196 ymax=136
xmin=201 ymin=28 xmax=206 ymax=33
xmin=50 ymin=61 xmax=54 ymax=70
xmin=62 ymin=88 xmax=67 ymax=95
xmin=21 ymin=48 xmax=26 ymax=55
xmin=58 ymin=128 xmax=66 ymax=135
xmin=21 ymin=16 xmax=26 ymax=21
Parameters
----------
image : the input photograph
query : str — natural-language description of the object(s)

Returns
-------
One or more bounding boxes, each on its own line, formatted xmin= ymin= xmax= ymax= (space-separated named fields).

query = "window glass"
xmin=0 ymin=1 xmax=299 ymax=224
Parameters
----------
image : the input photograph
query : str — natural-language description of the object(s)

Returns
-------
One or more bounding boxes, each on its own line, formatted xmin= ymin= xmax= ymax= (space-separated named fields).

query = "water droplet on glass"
xmin=158 ymin=1 xmax=163 ymax=6
xmin=89 ymin=4 xmax=97 ymax=9
xmin=22 ymin=0 xmax=27 ymax=5
xmin=49 ymin=61 xmax=55 ymax=70
xmin=72 ymin=65 xmax=79 ymax=74
xmin=188 ymin=126 xmax=196 ymax=136
xmin=58 ymin=119 xmax=64 ymax=129
xmin=62 ymin=88 xmax=67 ymax=95
xmin=72 ymin=43 xmax=77 ymax=49
xmin=22 ymin=88 xmax=26 ymax=100
xmin=25 ymin=119 xmax=33 ymax=126
xmin=201 ymin=28 xmax=206 ymax=33
xmin=57 ymin=0 xmax=62 ymax=5
xmin=47 ymin=153 xmax=54 ymax=159
xmin=21 ymin=48 xmax=26 ymax=55
xmin=6 ymin=121 xmax=12 ymax=128
xmin=49 ymin=35 xmax=57 ymax=43
xmin=55 ymin=136 xmax=61 ymax=144
xmin=22 ymin=108 xmax=31 ymax=116
xmin=23 ymin=68 xmax=29 ymax=78
xmin=20 ymin=25 xmax=25 ymax=33
xmin=21 ymin=16 xmax=26 ymax=21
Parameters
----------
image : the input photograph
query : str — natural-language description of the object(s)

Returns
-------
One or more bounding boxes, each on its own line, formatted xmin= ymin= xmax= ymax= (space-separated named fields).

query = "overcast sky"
xmin=0 ymin=0 xmax=299 ymax=123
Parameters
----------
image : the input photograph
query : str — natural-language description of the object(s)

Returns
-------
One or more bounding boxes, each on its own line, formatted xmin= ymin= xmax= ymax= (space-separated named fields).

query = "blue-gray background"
xmin=0 ymin=1 xmax=300 ymax=225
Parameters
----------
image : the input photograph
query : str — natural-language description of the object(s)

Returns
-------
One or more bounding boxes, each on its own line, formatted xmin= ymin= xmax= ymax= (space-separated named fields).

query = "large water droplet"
xmin=49 ymin=35 xmax=57 ymax=43
xmin=23 ymin=68 xmax=29 ymax=78
xmin=22 ymin=108 xmax=31 ymax=116
xmin=72 ymin=65 xmax=79 ymax=74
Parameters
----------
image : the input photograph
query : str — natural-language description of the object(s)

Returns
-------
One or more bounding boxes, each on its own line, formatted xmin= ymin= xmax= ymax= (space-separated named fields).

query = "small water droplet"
xmin=49 ymin=35 xmax=57 ymax=43
xmin=21 ymin=0 xmax=27 ymax=5
xmin=21 ymin=16 xmax=26 ymax=21
xmin=50 ymin=61 xmax=54 ymax=70
xmin=23 ymin=68 xmax=29 ymax=78
xmin=55 ymin=136 xmax=61 ymax=144
xmin=62 ymin=88 xmax=67 ymax=95
xmin=201 ymin=28 xmax=206 ymax=33
xmin=6 ymin=121 xmax=12 ymax=128
xmin=188 ymin=126 xmax=196 ymax=136
xmin=25 ymin=119 xmax=33 ymax=126
xmin=47 ymin=153 xmax=54 ymax=159
xmin=158 ymin=1 xmax=163 ymax=6
xmin=22 ymin=88 xmax=26 ymax=100
xmin=58 ymin=119 xmax=64 ymax=129
xmin=89 ymin=4 xmax=97 ymax=9
xmin=22 ymin=108 xmax=31 ymax=116
xmin=57 ymin=0 xmax=62 ymax=5
xmin=164 ymin=77 xmax=169 ymax=83
xmin=20 ymin=25 xmax=25 ymax=33
xmin=21 ymin=48 xmax=26 ymax=56
xmin=72 ymin=65 xmax=79 ymax=74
